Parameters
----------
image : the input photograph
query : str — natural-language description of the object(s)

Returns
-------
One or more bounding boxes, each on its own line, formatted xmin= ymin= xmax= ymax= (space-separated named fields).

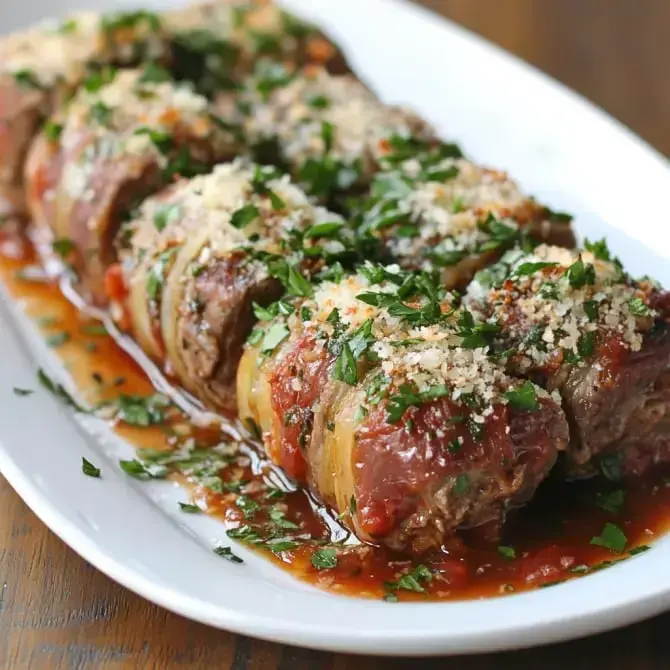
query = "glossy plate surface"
xmin=1 ymin=0 xmax=670 ymax=656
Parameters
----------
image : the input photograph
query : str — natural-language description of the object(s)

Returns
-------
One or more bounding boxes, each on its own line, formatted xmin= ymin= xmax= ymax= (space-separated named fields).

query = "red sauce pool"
xmin=2 ymin=223 xmax=670 ymax=602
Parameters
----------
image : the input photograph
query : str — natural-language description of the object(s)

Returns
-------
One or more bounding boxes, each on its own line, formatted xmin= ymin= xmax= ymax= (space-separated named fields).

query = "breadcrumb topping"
xmin=466 ymin=244 xmax=657 ymax=371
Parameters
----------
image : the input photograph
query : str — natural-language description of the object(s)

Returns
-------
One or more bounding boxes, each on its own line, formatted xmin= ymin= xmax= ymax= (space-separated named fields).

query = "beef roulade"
xmin=237 ymin=266 xmax=569 ymax=553
xmin=113 ymin=160 xmax=346 ymax=414
xmin=355 ymin=147 xmax=577 ymax=290
xmin=466 ymin=243 xmax=670 ymax=479
xmin=221 ymin=66 xmax=436 ymax=206
xmin=0 ymin=9 xmax=168 ymax=197
xmin=25 ymin=68 xmax=239 ymax=304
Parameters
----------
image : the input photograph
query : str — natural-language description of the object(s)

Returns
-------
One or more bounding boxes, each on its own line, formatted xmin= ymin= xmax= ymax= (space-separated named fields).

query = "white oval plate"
xmin=2 ymin=0 xmax=670 ymax=657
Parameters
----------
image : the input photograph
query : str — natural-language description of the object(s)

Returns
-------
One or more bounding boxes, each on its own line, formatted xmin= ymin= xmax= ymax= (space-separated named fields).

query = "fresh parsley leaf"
xmin=89 ymin=101 xmax=112 ymax=126
xmin=307 ymin=94 xmax=330 ymax=109
xmin=13 ymin=387 xmax=34 ymax=397
xmin=44 ymin=121 xmax=64 ymax=142
xmin=260 ymin=323 xmax=289 ymax=354
xmin=311 ymin=548 xmax=338 ymax=570
xmin=577 ymin=331 xmax=596 ymax=359
xmin=12 ymin=69 xmax=42 ymax=90
xmin=321 ymin=120 xmax=334 ymax=153
xmin=333 ymin=341 xmax=357 ymax=385
xmin=112 ymin=394 xmax=169 ymax=426
xmin=304 ymin=221 xmax=342 ymax=239
xmin=213 ymin=545 xmax=244 ymax=563
xmin=453 ymin=474 xmax=470 ymax=496
xmin=286 ymin=265 xmax=313 ymax=297
xmin=138 ymin=62 xmax=171 ymax=84
xmin=231 ymin=204 xmax=260 ymax=229
xmin=511 ymin=261 xmax=558 ymax=278
xmin=584 ymin=237 xmax=614 ymax=262
xmin=179 ymin=502 xmax=201 ymax=513
xmin=38 ymin=368 xmax=87 ymax=412
xmin=498 ymin=546 xmax=516 ymax=560
xmin=119 ymin=458 xmax=168 ymax=480
xmin=565 ymin=257 xmax=595 ymax=289
xmin=52 ymin=238 xmax=76 ymax=258
xmin=505 ymin=381 xmax=539 ymax=412
xmin=81 ymin=457 xmax=101 ymax=478
xmin=386 ymin=564 xmax=433 ymax=594
xmin=46 ymin=332 xmax=70 ymax=348
xmin=590 ymin=522 xmax=627 ymax=553
xmin=628 ymin=297 xmax=652 ymax=317
xmin=595 ymin=489 xmax=625 ymax=515
xmin=584 ymin=300 xmax=599 ymax=321
xmin=629 ymin=545 xmax=651 ymax=556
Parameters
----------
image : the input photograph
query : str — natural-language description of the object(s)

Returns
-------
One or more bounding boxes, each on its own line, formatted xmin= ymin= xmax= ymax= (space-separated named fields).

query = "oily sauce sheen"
xmin=2 ymin=224 xmax=670 ymax=602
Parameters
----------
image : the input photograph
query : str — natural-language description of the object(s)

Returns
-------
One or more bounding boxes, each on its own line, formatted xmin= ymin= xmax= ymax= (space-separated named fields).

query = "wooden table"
xmin=2 ymin=1 xmax=670 ymax=667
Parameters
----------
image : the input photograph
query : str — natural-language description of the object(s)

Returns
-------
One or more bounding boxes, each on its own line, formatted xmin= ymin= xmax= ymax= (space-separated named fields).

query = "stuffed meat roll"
xmin=237 ymin=266 xmax=569 ymax=553
xmin=113 ymin=160 xmax=346 ymax=414
xmin=355 ymin=146 xmax=577 ymax=290
xmin=466 ymin=243 xmax=670 ymax=479
xmin=25 ymin=68 xmax=239 ymax=304
xmin=222 ymin=66 xmax=436 ymax=206
xmin=0 ymin=10 xmax=167 ymax=196
xmin=166 ymin=0 xmax=349 ymax=97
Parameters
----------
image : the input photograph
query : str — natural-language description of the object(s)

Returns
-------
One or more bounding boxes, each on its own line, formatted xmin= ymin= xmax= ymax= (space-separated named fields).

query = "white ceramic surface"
xmin=1 ymin=0 xmax=670 ymax=656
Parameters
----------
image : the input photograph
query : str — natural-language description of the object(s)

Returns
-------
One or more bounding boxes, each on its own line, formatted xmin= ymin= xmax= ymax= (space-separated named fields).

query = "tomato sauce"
xmin=2 ymin=222 xmax=670 ymax=603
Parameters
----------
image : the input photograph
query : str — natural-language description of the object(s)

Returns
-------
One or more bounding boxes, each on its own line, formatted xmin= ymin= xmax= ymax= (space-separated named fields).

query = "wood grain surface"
xmin=2 ymin=1 xmax=670 ymax=668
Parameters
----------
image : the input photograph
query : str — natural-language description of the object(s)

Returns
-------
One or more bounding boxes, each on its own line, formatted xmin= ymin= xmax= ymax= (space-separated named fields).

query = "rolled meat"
xmin=222 ymin=66 xmax=436 ymax=206
xmin=356 ymin=149 xmax=577 ymax=290
xmin=114 ymin=160 xmax=346 ymax=414
xmin=25 ymin=68 xmax=239 ymax=304
xmin=466 ymin=243 xmax=670 ymax=479
xmin=0 ymin=9 xmax=168 ymax=196
xmin=237 ymin=267 xmax=569 ymax=553
xmin=166 ymin=0 xmax=349 ymax=96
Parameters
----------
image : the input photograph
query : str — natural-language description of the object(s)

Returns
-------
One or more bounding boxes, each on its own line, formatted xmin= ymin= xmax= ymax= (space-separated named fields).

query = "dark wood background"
xmin=2 ymin=1 xmax=670 ymax=667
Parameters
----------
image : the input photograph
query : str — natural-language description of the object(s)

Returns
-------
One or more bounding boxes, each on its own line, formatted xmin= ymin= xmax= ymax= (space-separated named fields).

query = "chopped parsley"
xmin=81 ymin=458 xmax=101 ymax=478
xmin=38 ymin=368 xmax=87 ymax=412
xmin=107 ymin=394 xmax=170 ymax=427
xmin=13 ymin=387 xmax=34 ymax=397
xmin=332 ymin=341 xmax=357 ymax=385
xmin=138 ymin=62 xmax=172 ymax=84
xmin=565 ymin=256 xmax=595 ymax=289
xmin=260 ymin=323 xmax=290 ymax=354
xmin=46 ymin=332 xmax=70 ymax=348
xmin=452 ymin=474 xmax=470 ymax=496
xmin=119 ymin=458 xmax=168 ymax=480
xmin=628 ymin=297 xmax=652 ymax=317
xmin=89 ymin=101 xmax=112 ymax=127
xmin=385 ymin=564 xmax=433 ymax=595
xmin=595 ymin=489 xmax=625 ymax=515
xmin=213 ymin=545 xmax=244 ymax=563
xmin=498 ymin=546 xmax=516 ymax=560
xmin=311 ymin=548 xmax=338 ymax=570
xmin=590 ymin=522 xmax=627 ymax=553
xmin=386 ymin=383 xmax=450 ymax=423
xmin=505 ymin=381 xmax=539 ymax=412
xmin=12 ymin=69 xmax=42 ymax=90
xmin=179 ymin=502 xmax=201 ymax=513
xmin=44 ymin=121 xmax=64 ymax=142
xmin=307 ymin=94 xmax=330 ymax=109
xmin=231 ymin=204 xmax=260 ymax=229
xmin=52 ymin=238 xmax=75 ymax=258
